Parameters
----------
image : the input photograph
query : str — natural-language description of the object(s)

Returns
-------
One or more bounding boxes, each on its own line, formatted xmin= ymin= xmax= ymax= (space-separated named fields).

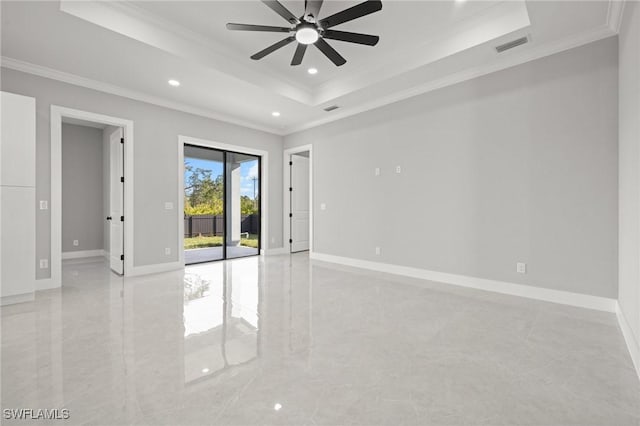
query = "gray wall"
xmin=618 ymin=2 xmax=640 ymax=357
xmin=285 ymin=37 xmax=618 ymax=298
xmin=61 ymin=123 xmax=104 ymax=252
xmin=0 ymin=69 xmax=284 ymax=279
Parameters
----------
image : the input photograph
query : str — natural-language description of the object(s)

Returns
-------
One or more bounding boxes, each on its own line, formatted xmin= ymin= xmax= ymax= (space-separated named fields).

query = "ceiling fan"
xmin=226 ymin=0 xmax=382 ymax=67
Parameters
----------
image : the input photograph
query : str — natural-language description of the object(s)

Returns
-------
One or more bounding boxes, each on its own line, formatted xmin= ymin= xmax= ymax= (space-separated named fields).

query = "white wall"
xmin=0 ymin=69 xmax=284 ymax=279
xmin=61 ymin=123 xmax=104 ymax=253
xmin=285 ymin=37 xmax=619 ymax=299
xmin=618 ymin=0 xmax=640 ymax=371
xmin=102 ymin=126 xmax=118 ymax=254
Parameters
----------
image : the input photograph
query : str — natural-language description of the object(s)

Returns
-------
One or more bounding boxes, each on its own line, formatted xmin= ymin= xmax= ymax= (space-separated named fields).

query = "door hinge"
xmin=120 ymin=137 xmax=124 ymax=144
xmin=289 ymin=239 xmax=293 ymax=244
xmin=289 ymin=213 xmax=292 ymax=218
xmin=120 ymin=216 xmax=124 ymax=222
xmin=120 ymin=254 xmax=124 ymax=261
xmin=120 ymin=176 xmax=124 ymax=183
xmin=289 ymin=161 xmax=293 ymax=166
xmin=289 ymin=187 xmax=293 ymax=192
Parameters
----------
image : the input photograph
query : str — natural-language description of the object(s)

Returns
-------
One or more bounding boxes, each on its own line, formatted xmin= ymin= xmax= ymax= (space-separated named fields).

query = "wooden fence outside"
xmin=184 ymin=214 xmax=258 ymax=237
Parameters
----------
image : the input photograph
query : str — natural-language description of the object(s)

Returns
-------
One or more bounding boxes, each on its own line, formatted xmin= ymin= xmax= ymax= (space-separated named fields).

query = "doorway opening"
xmin=182 ymin=143 xmax=262 ymax=265
xmin=60 ymin=120 xmax=125 ymax=275
xmin=51 ymin=106 xmax=134 ymax=286
xmin=283 ymin=145 xmax=313 ymax=254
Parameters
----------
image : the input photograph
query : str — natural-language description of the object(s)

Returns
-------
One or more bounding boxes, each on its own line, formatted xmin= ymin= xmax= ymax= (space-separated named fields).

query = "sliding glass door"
xmin=184 ymin=144 xmax=261 ymax=264
xmin=225 ymin=152 xmax=260 ymax=259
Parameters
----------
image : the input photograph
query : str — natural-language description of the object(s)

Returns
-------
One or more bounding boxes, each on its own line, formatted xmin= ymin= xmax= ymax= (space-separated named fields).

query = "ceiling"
xmin=0 ymin=1 xmax=622 ymax=135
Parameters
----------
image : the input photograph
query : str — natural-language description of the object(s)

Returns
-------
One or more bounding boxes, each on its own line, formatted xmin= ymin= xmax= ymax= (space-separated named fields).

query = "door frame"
xmin=178 ymin=135 xmax=269 ymax=266
xmin=283 ymin=145 xmax=313 ymax=254
xmin=51 ymin=106 xmax=134 ymax=286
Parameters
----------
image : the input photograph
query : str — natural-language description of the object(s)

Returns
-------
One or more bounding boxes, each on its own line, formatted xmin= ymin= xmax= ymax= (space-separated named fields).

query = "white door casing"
xmin=109 ymin=127 xmax=124 ymax=274
xmin=290 ymin=154 xmax=310 ymax=252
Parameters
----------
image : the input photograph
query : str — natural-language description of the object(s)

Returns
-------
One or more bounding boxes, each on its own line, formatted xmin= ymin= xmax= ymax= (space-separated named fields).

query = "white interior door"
xmin=109 ymin=128 xmax=124 ymax=274
xmin=290 ymin=154 xmax=309 ymax=252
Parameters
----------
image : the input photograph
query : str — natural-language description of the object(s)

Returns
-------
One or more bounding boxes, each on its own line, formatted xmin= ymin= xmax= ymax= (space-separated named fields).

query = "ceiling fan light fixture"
xmin=296 ymin=26 xmax=319 ymax=45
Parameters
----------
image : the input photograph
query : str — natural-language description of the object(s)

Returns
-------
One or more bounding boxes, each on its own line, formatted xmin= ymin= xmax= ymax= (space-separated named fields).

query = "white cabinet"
xmin=1 ymin=92 xmax=36 ymax=187
xmin=0 ymin=91 xmax=36 ymax=304
xmin=1 ymin=186 xmax=35 ymax=301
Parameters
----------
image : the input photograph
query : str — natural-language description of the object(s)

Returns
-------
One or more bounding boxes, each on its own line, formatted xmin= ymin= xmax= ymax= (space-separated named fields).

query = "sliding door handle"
xmin=106 ymin=216 xmax=112 ymax=221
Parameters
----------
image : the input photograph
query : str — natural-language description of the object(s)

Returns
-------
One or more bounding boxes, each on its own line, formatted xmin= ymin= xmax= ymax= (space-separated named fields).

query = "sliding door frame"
xmin=178 ymin=135 xmax=269 ymax=266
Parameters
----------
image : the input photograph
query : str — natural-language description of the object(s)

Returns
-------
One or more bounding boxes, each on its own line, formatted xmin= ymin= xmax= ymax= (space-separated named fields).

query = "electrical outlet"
xmin=73 ymin=240 xmax=79 ymax=246
xmin=165 ymin=247 xmax=171 ymax=255
xmin=39 ymin=200 xmax=48 ymax=210
xmin=320 ymin=203 xmax=326 ymax=210
xmin=395 ymin=166 xmax=402 ymax=174
xmin=516 ymin=262 xmax=526 ymax=274
xmin=375 ymin=247 xmax=381 ymax=255
xmin=164 ymin=202 xmax=173 ymax=210
xmin=39 ymin=259 xmax=48 ymax=269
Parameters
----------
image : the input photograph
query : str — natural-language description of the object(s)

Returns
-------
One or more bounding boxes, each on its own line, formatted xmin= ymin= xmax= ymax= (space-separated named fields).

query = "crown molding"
xmin=606 ymin=0 xmax=626 ymax=33
xmin=1 ymin=56 xmax=284 ymax=136
xmin=1 ymin=22 xmax=618 ymax=138
xmin=283 ymin=25 xmax=617 ymax=135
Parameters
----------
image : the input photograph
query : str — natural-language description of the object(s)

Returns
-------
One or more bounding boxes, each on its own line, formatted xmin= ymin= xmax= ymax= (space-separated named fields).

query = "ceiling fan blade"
xmin=305 ymin=0 xmax=323 ymax=19
xmin=261 ymin=0 xmax=300 ymax=24
xmin=315 ymin=38 xmax=346 ymax=66
xmin=226 ymin=23 xmax=291 ymax=33
xmin=251 ymin=36 xmax=296 ymax=60
xmin=322 ymin=29 xmax=379 ymax=46
xmin=291 ymin=43 xmax=308 ymax=65
xmin=319 ymin=0 xmax=382 ymax=29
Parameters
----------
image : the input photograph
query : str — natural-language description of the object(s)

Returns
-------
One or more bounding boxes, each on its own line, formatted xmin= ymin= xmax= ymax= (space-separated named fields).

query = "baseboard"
xmin=0 ymin=292 xmax=35 ymax=306
xmin=129 ymin=261 xmax=183 ymax=277
xmin=62 ymin=249 xmax=105 ymax=259
xmin=310 ymin=252 xmax=617 ymax=313
xmin=616 ymin=302 xmax=640 ymax=380
xmin=36 ymin=278 xmax=60 ymax=291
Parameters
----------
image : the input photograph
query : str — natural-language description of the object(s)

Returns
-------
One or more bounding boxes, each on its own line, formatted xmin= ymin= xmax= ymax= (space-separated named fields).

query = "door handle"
xmin=106 ymin=216 xmax=112 ymax=221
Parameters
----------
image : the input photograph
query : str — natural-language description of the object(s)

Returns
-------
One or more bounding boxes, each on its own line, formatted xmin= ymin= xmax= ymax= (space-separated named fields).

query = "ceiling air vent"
xmin=323 ymin=105 xmax=339 ymax=112
xmin=495 ymin=36 xmax=529 ymax=53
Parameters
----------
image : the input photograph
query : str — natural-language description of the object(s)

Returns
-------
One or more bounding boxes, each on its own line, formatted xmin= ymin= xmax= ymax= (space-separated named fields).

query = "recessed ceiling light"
xmin=307 ymin=68 xmax=318 ymax=75
xmin=274 ymin=403 xmax=282 ymax=411
xmin=272 ymin=111 xmax=281 ymax=117
xmin=168 ymin=79 xmax=181 ymax=87
xmin=201 ymin=368 xmax=209 ymax=373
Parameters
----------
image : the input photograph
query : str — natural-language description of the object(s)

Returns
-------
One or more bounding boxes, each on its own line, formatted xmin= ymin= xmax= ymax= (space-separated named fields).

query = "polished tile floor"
xmin=2 ymin=254 xmax=639 ymax=425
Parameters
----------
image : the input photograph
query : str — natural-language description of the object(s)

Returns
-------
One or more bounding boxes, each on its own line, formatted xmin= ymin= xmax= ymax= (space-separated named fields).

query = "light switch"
xmin=374 ymin=167 xmax=380 ymax=176
xmin=320 ymin=203 xmax=326 ymax=210
xmin=164 ymin=202 xmax=174 ymax=210
xmin=39 ymin=200 xmax=48 ymax=210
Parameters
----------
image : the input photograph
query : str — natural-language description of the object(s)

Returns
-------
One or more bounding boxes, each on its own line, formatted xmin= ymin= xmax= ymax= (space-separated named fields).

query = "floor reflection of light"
xmin=183 ymin=263 xmax=224 ymax=337
xmin=230 ymin=257 xmax=259 ymax=328
xmin=183 ymin=259 xmax=261 ymax=385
